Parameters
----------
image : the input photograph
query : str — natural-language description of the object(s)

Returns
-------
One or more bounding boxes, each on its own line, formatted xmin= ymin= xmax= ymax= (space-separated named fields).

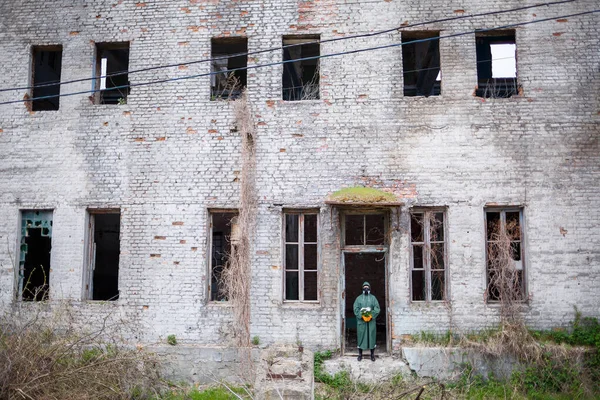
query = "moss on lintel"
xmin=327 ymin=186 xmax=398 ymax=204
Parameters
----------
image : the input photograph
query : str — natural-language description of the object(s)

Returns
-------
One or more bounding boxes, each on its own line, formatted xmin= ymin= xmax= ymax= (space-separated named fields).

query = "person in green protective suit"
xmin=353 ymin=281 xmax=380 ymax=362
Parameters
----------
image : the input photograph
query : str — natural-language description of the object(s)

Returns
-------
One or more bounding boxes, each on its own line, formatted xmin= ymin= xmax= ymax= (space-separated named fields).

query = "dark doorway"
xmin=22 ymin=228 xmax=52 ymax=301
xmin=91 ymin=213 xmax=120 ymax=300
xmin=344 ymin=252 xmax=387 ymax=353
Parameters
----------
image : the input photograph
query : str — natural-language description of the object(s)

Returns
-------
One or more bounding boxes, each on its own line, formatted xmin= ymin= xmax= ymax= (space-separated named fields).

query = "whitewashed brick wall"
xmin=0 ymin=0 xmax=598 ymax=355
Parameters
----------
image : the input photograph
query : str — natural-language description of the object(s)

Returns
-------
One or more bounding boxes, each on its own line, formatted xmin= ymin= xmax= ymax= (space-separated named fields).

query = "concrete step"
xmin=322 ymin=354 xmax=412 ymax=383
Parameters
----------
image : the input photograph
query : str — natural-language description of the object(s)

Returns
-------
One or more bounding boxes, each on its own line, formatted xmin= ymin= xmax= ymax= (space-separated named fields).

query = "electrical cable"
xmin=0 ymin=8 xmax=597 ymax=106
xmin=0 ymin=0 xmax=577 ymax=93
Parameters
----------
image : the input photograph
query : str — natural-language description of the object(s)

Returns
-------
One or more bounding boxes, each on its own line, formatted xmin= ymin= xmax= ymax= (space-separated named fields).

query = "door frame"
xmin=338 ymin=209 xmax=391 ymax=355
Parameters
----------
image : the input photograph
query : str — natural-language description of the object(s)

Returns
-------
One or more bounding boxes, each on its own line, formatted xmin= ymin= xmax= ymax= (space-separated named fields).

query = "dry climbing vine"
xmin=221 ymin=90 xmax=256 ymax=349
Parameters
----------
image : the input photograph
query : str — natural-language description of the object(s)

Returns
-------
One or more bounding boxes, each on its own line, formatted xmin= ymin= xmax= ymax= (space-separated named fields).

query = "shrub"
xmin=167 ymin=334 xmax=177 ymax=346
xmin=0 ymin=309 xmax=161 ymax=400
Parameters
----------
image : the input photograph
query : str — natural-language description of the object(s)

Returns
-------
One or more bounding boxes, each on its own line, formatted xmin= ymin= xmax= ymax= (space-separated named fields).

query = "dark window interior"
xmin=211 ymin=38 xmax=248 ymax=100
xmin=20 ymin=210 xmax=53 ymax=301
xmin=211 ymin=212 xmax=237 ymax=301
xmin=32 ymin=46 xmax=62 ymax=111
xmin=96 ymin=42 xmax=130 ymax=104
xmin=345 ymin=214 xmax=385 ymax=246
xmin=22 ymin=228 xmax=52 ymax=301
xmin=476 ymin=31 xmax=518 ymax=98
xmin=91 ymin=213 xmax=120 ymax=300
xmin=402 ymin=32 xmax=441 ymax=97
xmin=282 ymin=36 xmax=320 ymax=101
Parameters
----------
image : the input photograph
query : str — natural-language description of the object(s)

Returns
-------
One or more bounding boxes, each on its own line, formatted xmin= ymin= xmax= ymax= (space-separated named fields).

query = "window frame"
xmin=93 ymin=42 xmax=131 ymax=105
xmin=207 ymin=209 xmax=239 ymax=303
xmin=283 ymin=210 xmax=320 ymax=303
xmin=83 ymin=209 xmax=121 ymax=301
xmin=341 ymin=209 xmax=389 ymax=250
xmin=17 ymin=209 xmax=54 ymax=301
xmin=282 ymin=35 xmax=321 ymax=101
xmin=401 ymin=31 xmax=442 ymax=97
xmin=409 ymin=208 xmax=448 ymax=303
xmin=475 ymin=30 xmax=520 ymax=98
xmin=30 ymin=45 xmax=63 ymax=111
xmin=210 ymin=37 xmax=248 ymax=101
xmin=484 ymin=206 xmax=527 ymax=302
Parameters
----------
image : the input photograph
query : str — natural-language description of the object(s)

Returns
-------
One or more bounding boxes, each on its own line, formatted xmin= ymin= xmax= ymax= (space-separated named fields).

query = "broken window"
xmin=344 ymin=213 xmax=386 ymax=246
xmin=85 ymin=211 xmax=121 ymax=300
xmin=476 ymin=31 xmax=519 ymax=98
xmin=402 ymin=32 xmax=441 ymax=97
xmin=31 ymin=46 xmax=62 ymax=111
xmin=284 ymin=212 xmax=319 ymax=301
xmin=19 ymin=210 xmax=53 ymax=301
xmin=211 ymin=38 xmax=247 ymax=100
xmin=282 ymin=36 xmax=320 ymax=101
xmin=95 ymin=42 xmax=130 ymax=104
xmin=410 ymin=210 xmax=446 ymax=302
xmin=209 ymin=211 xmax=238 ymax=301
xmin=485 ymin=208 xmax=525 ymax=302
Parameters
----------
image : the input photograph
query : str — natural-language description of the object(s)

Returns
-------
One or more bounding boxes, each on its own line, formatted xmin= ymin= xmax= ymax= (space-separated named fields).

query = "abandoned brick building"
xmin=0 ymin=0 xmax=598 ymax=378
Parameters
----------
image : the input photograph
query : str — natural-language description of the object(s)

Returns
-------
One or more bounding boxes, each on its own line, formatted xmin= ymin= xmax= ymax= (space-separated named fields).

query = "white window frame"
xmin=409 ymin=208 xmax=448 ymax=302
xmin=283 ymin=210 xmax=319 ymax=302
xmin=484 ymin=207 xmax=526 ymax=302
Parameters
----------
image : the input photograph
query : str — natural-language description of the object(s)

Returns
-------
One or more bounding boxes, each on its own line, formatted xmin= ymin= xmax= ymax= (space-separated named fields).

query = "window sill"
xmin=281 ymin=301 xmax=321 ymax=309
xmin=280 ymin=99 xmax=322 ymax=104
xmin=485 ymin=300 xmax=530 ymax=308
xmin=206 ymin=301 xmax=233 ymax=307
xmin=410 ymin=301 xmax=449 ymax=306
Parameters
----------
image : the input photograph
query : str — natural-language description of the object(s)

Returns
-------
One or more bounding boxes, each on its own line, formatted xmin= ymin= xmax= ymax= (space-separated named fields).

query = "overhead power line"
xmin=0 ymin=0 xmax=577 ymax=93
xmin=0 ymin=8 xmax=597 ymax=107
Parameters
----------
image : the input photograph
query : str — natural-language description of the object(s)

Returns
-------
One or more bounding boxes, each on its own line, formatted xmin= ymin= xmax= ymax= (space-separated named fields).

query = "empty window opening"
xmin=402 ymin=32 xmax=441 ymax=97
xmin=282 ymin=36 xmax=320 ymax=101
xmin=95 ymin=42 xmax=130 ymax=104
xmin=476 ymin=31 xmax=519 ymax=98
xmin=31 ymin=46 xmax=62 ymax=111
xmin=344 ymin=213 xmax=386 ymax=246
xmin=19 ymin=210 xmax=53 ymax=301
xmin=284 ymin=212 xmax=319 ymax=302
xmin=485 ymin=208 xmax=525 ymax=302
xmin=86 ymin=212 xmax=120 ymax=300
xmin=211 ymin=38 xmax=248 ymax=100
xmin=410 ymin=210 xmax=446 ymax=302
xmin=209 ymin=211 xmax=238 ymax=301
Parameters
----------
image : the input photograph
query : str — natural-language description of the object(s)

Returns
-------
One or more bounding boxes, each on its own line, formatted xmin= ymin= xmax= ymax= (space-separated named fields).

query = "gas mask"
xmin=363 ymin=288 xmax=370 ymax=295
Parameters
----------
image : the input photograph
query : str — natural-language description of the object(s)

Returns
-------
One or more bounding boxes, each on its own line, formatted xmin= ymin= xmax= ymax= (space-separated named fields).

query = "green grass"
xmin=328 ymin=186 xmax=397 ymax=203
xmin=155 ymin=386 xmax=250 ymax=400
